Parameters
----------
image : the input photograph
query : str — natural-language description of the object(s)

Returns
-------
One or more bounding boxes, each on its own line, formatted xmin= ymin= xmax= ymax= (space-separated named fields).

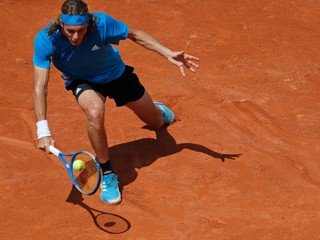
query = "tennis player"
xmin=33 ymin=0 xmax=199 ymax=204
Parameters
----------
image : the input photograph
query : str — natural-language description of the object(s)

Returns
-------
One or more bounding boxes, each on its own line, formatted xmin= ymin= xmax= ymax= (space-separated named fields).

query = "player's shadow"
xmin=110 ymin=125 xmax=241 ymax=188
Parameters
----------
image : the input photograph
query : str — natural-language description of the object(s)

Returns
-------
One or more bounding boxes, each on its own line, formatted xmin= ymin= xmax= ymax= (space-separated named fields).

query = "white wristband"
xmin=36 ymin=120 xmax=51 ymax=139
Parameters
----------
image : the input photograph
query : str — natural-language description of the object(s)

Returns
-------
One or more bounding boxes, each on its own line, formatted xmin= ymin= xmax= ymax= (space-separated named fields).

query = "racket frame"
xmin=49 ymin=145 xmax=101 ymax=195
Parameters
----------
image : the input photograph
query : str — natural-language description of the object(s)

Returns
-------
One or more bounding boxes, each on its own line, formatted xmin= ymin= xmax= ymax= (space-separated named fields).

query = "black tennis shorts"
xmin=66 ymin=65 xmax=145 ymax=107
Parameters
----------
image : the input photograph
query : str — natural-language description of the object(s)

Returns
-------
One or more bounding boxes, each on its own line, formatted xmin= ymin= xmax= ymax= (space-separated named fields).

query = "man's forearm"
xmin=33 ymin=88 xmax=48 ymax=121
xmin=33 ymin=66 xmax=50 ymax=122
xmin=128 ymin=28 xmax=172 ymax=58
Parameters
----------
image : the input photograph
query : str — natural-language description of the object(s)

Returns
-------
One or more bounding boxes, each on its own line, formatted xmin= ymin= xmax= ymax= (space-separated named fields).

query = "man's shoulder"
xmin=92 ymin=12 xmax=111 ymax=19
xmin=92 ymin=12 xmax=119 ymax=26
xmin=35 ymin=25 xmax=56 ymax=41
xmin=34 ymin=25 xmax=62 ymax=54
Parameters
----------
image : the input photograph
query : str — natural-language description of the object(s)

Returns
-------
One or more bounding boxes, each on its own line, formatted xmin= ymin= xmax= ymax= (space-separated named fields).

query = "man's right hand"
xmin=37 ymin=136 xmax=55 ymax=153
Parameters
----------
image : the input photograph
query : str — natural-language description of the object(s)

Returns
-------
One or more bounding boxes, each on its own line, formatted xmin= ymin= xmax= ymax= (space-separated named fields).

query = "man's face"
xmin=61 ymin=23 xmax=88 ymax=46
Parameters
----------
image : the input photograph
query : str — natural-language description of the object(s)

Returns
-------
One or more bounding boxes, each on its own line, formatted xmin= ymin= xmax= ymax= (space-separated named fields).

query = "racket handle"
xmin=49 ymin=145 xmax=61 ymax=156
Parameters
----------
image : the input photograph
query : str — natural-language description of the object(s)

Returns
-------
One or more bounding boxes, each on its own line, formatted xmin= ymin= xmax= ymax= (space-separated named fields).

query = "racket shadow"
xmin=110 ymin=125 xmax=241 ymax=188
xmin=66 ymin=185 xmax=131 ymax=234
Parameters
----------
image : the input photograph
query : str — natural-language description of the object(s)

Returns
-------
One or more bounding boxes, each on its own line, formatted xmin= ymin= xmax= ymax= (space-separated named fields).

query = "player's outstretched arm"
xmin=33 ymin=66 xmax=55 ymax=152
xmin=127 ymin=27 xmax=199 ymax=76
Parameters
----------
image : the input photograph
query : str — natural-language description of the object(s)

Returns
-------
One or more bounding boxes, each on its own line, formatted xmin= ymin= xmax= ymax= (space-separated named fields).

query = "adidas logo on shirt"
xmin=91 ymin=45 xmax=100 ymax=51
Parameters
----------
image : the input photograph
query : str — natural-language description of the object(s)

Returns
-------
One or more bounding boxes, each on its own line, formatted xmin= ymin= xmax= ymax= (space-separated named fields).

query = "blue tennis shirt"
xmin=33 ymin=12 xmax=128 ymax=86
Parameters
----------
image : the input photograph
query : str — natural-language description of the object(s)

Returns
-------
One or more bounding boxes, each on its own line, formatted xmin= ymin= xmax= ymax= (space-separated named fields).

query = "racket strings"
xmin=73 ymin=154 xmax=99 ymax=193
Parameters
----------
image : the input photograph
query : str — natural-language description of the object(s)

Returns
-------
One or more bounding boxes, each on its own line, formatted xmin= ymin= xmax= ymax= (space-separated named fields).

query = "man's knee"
xmin=87 ymin=108 xmax=104 ymax=126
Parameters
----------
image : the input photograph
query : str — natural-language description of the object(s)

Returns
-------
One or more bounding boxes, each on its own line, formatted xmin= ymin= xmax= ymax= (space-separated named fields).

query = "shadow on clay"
xmin=64 ymin=125 xmax=240 ymax=234
xmin=66 ymin=185 xmax=131 ymax=234
xmin=109 ymin=125 xmax=241 ymax=188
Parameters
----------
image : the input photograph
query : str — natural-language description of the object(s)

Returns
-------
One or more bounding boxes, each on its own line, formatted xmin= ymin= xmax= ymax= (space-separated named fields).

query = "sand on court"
xmin=1 ymin=0 xmax=320 ymax=239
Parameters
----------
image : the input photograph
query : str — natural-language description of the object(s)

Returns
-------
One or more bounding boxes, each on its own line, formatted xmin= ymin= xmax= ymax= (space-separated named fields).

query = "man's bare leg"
xmin=77 ymin=89 xmax=121 ymax=204
xmin=125 ymin=90 xmax=164 ymax=128
xmin=77 ymin=89 xmax=109 ymax=164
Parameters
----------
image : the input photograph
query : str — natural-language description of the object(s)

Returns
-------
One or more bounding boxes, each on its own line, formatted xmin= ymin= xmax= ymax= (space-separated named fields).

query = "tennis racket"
xmin=49 ymin=145 xmax=101 ymax=195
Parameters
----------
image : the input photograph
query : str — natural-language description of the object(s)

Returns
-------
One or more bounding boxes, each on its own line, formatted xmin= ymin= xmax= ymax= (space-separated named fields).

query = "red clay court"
xmin=1 ymin=0 xmax=320 ymax=239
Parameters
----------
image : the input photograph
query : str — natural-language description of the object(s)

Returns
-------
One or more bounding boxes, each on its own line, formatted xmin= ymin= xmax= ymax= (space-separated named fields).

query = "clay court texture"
xmin=1 ymin=0 xmax=320 ymax=239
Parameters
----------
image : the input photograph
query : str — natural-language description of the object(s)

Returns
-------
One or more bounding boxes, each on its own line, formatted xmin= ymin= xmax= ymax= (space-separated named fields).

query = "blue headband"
xmin=61 ymin=13 xmax=89 ymax=25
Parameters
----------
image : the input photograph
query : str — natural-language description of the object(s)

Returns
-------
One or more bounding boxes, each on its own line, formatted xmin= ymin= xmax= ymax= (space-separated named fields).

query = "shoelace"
xmin=101 ymin=175 xmax=119 ymax=191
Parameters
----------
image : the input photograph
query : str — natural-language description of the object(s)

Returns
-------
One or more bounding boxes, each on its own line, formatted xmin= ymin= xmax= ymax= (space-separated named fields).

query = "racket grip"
xmin=49 ymin=145 xmax=61 ymax=156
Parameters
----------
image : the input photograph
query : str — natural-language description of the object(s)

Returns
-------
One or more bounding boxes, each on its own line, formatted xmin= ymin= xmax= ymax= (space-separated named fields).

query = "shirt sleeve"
xmin=32 ymin=28 xmax=53 ymax=69
xmin=96 ymin=13 xmax=129 ymax=45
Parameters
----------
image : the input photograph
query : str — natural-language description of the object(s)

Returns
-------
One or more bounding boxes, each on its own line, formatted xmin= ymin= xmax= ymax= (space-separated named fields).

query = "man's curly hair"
xmin=47 ymin=0 xmax=96 ymax=35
